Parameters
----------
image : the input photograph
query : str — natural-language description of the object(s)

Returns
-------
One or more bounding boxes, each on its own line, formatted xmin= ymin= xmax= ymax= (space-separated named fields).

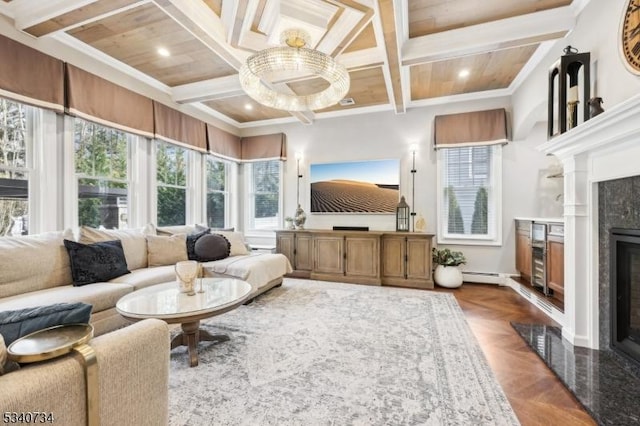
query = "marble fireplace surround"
xmin=539 ymin=93 xmax=640 ymax=349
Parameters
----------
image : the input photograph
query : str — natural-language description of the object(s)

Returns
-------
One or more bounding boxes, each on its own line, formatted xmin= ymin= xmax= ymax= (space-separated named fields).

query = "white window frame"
xmin=436 ymin=145 xmax=502 ymax=246
xmin=152 ymin=140 xmax=191 ymax=227
xmin=68 ymin=118 xmax=134 ymax=230
xmin=244 ymin=160 xmax=283 ymax=235
xmin=203 ymin=155 xmax=230 ymax=228
xmin=0 ymin=99 xmax=39 ymax=235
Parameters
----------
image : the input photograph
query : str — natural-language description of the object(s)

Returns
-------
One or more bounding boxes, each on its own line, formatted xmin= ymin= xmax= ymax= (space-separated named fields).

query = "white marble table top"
xmin=116 ymin=278 xmax=252 ymax=322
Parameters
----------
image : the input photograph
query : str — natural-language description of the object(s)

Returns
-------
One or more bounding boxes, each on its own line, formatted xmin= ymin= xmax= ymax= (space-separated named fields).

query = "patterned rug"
xmin=168 ymin=279 xmax=519 ymax=425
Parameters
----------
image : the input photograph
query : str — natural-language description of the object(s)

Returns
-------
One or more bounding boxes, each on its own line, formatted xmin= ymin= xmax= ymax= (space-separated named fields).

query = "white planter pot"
xmin=434 ymin=265 xmax=463 ymax=288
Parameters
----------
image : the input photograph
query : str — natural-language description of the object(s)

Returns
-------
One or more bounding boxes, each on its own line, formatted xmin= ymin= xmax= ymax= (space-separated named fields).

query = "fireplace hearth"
xmin=611 ymin=228 xmax=640 ymax=364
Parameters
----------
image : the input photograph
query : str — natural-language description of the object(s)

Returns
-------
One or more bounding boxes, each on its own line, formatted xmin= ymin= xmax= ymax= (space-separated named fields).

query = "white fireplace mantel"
xmin=536 ymin=93 xmax=640 ymax=349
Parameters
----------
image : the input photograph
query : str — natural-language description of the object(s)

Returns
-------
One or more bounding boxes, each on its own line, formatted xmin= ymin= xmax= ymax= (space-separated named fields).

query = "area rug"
xmin=169 ymin=279 xmax=519 ymax=425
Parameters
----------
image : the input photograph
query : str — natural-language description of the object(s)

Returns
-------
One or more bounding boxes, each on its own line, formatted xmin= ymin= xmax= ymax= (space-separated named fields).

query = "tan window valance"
xmin=434 ymin=108 xmax=509 ymax=149
xmin=207 ymin=124 xmax=241 ymax=161
xmin=153 ymin=101 xmax=207 ymax=152
xmin=0 ymin=34 xmax=64 ymax=111
xmin=66 ymin=65 xmax=154 ymax=137
xmin=241 ymin=133 xmax=287 ymax=161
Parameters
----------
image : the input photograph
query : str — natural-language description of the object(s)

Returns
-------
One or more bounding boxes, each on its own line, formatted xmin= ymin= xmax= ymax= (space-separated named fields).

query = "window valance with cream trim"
xmin=153 ymin=101 xmax=207 ymax=152
xmin=207 ymin=124 xmax=242 ymax=161
xmin=0 ymin=34 xmax=64 ymax=112
xmin=434 ymin=108 xmax=510 ymax=149
xmin=66 ymin=65 xmax=154 ymax=137
xmin=240 ymin=133 xmax=287 ymax=162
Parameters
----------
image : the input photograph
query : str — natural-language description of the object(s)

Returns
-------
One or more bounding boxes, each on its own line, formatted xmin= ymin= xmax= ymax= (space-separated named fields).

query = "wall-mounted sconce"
xmin=293 ymin=151 xmax=307 ymax=229
xmin=295 ymin=151 xmax=303 ymax=206
xmin=409 ymin=144 xmax=418 ymax=232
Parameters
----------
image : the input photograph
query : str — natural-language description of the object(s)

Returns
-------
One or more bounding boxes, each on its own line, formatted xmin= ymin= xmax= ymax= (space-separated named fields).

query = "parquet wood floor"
xmin=435 ymin=283 xmax=596 ymax=426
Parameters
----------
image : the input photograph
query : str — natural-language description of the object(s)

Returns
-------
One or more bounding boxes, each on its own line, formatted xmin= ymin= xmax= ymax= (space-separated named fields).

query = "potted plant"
xmin=432 ymin=247 xmax=466 ymax=288
xmin=284 ymin=217 xmax=295 ymax=230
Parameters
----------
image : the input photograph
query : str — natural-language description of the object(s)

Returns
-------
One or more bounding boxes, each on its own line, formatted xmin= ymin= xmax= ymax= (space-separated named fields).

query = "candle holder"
xmin=175 ymin=261 xmax=198 ymax=295
xmin=548 ymin=45 xmax=591 ymax=138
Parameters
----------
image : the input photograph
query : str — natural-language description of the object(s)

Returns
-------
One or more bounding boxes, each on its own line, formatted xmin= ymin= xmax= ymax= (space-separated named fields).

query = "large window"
xmin=205 ymin=156 xmax=228 ymax=228
xmin=247 ymin=160 xmax=281 ymax=231
xmin=438 ymin=145 xmax=501 ymax=244
xmin=0 ymin=99 xmax=33 ymax=236
xmin=75 ymin=119 xmax=130 ymax=229
xmin=156 ymin=141 xmax=188 ymax=226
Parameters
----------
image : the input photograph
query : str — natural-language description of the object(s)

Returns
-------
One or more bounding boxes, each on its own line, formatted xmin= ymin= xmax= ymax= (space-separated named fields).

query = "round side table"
xmin=7 ymin=324 xmax=99 ymax=426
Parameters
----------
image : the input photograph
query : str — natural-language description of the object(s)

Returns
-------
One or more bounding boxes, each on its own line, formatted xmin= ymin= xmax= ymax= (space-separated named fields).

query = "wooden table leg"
xmin=199 ymin=329 xmax=230 ymax=345
xmin=170 ymin=321 xmax=230 ymax=367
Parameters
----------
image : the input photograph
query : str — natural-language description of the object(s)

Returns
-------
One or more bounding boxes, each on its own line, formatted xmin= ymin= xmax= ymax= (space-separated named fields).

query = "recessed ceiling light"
xmin=157 ymin=47 xmax=170 ymax=57
xmin=244 ymin=103 xmax=253 ymax=110
xmin=458 ymin=69 xmax=470 ymax=78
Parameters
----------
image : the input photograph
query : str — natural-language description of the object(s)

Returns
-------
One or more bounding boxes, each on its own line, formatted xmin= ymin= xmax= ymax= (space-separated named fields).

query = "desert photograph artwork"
xmin=310 ymin=159 xmax=400 ymax=213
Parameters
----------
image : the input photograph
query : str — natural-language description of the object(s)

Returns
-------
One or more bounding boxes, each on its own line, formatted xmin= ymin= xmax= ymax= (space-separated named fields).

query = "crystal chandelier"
xmin=239 ymin=29 xmax=350 ymax=111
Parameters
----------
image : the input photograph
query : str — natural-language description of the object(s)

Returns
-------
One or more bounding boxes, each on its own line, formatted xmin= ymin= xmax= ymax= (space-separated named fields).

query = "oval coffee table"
xmin=116 ymin=277 xmax=252 ymax=367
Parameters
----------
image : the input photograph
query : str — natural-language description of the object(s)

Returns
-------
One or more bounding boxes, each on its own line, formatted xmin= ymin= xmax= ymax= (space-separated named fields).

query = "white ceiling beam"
xmin=338 ymin=47 xmax=384 ymax=69
xmin=13 ymin=0 xmax=98 ymax=30
xmin=220 ymin=0 xmax=238 ymax=42
xmin=376 ymin=0 xmax=405 ymax=114
xmin=315 ymin=7 xmax=365 ymax=54
xmin=402 ymin=6 xmax=574 ymax=66
xmin=172 ymin=75 xmax=244 ymax=103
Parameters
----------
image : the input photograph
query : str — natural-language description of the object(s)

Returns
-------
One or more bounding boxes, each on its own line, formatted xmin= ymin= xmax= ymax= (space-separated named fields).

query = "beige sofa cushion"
xmin=213 ymin=231 xmax=249 ymax=256
xmin=109 ymin=265 xmax=175 ymax=290
xmin=0 ymin=283 xmax=133 ymax=314
xmin=0 ymin=231 xmax=73 ymax=299
xmin=79 ymin=226 xmax=150 ymax=270
xmin=156 ymin=225 xmax=196 ymax=236
xmin=146 ymin=234 xmax=188 ymax=267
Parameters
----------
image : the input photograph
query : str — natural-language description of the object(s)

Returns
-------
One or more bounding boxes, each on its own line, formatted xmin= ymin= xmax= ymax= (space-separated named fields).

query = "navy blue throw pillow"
xmin=0 ymin=303 xmax=93 ymax=345
xmin=64 ymin=239 xmax=130 ymax=286
xmin=186 ymin=229 xmax=209 ymax=261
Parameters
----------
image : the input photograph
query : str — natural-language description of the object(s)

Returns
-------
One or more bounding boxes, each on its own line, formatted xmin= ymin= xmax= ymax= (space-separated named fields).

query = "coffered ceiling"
xmin=0 ymin=0 xmax=590 ymax=128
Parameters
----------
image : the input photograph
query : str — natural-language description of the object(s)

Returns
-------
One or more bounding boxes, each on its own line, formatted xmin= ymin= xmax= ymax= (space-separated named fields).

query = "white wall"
xmin=244 ymin=97 xmax=564 ymax=275
xmin=513 ymin=0 xmax=640 ymax=138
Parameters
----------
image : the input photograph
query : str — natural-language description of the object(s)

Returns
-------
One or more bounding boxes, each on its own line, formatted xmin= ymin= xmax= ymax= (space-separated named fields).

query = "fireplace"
xmin=610 ymin=228 xmax=640 ymax=364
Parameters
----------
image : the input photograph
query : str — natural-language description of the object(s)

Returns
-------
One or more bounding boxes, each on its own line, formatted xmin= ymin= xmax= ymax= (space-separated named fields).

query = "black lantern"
xmin=548 ymin=46 xmax=591 ymax=138
xmin=396 ymin=196 xmax=410 ymax=232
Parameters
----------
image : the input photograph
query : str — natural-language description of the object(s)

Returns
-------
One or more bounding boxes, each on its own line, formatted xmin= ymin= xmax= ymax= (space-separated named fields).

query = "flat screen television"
xmin=310 ymin=159 xmax=400 ymax=213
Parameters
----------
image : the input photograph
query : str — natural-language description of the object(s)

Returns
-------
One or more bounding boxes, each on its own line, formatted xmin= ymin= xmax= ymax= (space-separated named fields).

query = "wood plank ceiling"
xmin=0 ymin=0 xmax=583 ymax=127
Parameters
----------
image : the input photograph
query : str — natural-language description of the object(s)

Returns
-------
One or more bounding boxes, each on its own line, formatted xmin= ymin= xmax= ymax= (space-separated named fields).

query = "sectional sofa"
xmin=0 ymin=225 xmax=292 ymax=424
xmin=0 ymin=225 xmax=292 ymax=335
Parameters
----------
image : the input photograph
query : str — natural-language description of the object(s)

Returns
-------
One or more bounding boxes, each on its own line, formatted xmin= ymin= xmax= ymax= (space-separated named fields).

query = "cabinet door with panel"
xmin=381 ymin=234 xmax=433 ymax=289
xmin=406 ymin=236 xmax=432 ymax=284
xmin=381 ymin=235 xmax=405 ymax=280
xmin=344 ymin=235 xmax=379 ymax=280
xmin=515 ymin=220 xmax=532 ymax=281
xmin=547 ymin=234 xmax=564 ymax=303
xmin=295 ymin=233 xmax=313 ymax=271
xmin=313 ymin=235 xmax=344 ymax=275
xmin=276 ymin=231 xmax=295 ymax=267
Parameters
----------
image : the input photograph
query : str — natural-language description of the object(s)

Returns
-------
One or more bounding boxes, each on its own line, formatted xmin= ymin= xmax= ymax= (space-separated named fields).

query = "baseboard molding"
xmin=505 ymin=277 xmax=566 ymax=326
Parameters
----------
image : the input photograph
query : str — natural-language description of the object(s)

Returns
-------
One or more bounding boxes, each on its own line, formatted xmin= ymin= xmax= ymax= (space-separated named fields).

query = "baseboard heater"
xmin=462 ymin=271 xmax=504 ymax=285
